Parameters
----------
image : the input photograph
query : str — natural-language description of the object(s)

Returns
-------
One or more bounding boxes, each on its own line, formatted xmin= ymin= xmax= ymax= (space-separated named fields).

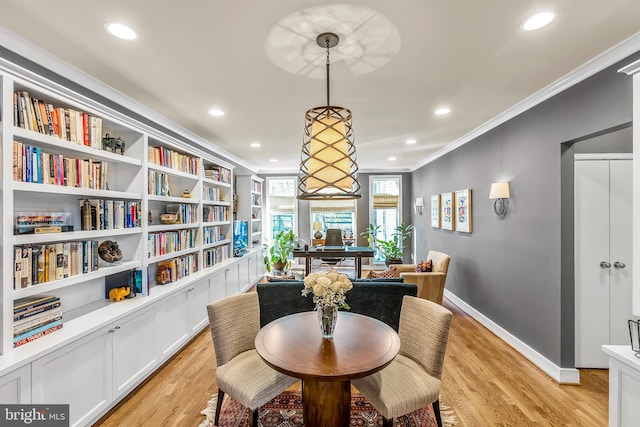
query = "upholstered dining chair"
xmin=352 ymin=296 xmax=453 ymax=427
xmin=321 ymin=228 xmax=344 ymax=265
xmin=207 ymin=293 xmax=298 ymax=427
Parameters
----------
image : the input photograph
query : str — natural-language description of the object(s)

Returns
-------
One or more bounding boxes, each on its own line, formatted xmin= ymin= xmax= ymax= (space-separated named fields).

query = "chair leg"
xmin=214 ymin=389 xmax=225 ymax=426
xmin=433 ymin=399 xmax=442 ymax=427
xmin=382 ymin=416 xmax=394 ymax=427
xmin=252 ymin=408 xmax=259 ymax=427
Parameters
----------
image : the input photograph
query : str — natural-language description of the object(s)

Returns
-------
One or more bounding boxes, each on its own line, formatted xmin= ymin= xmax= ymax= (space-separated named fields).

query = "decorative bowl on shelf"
xmin=160 ymin=213 xmax=178 ymax=224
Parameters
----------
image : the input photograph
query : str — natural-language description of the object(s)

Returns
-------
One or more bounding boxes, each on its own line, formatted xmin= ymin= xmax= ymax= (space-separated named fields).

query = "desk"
xmin=293 ymin=246 xmax=375 ymax=277
xmin=255 ymin=311 xmax=399 ymax=427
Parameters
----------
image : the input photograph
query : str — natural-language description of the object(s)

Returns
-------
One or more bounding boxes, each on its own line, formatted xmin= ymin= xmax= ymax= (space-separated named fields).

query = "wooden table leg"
xmin=356 ymin=256 xmax=362 ymax=278
xmin=302 ymin=379 xmax=351 ymax=427
xmin=305 ymin=256 xmax=311 ymax=275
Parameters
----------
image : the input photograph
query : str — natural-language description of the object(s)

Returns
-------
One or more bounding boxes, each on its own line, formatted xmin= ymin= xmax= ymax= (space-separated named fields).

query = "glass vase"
xmin=317 ymin=305 xmax=338 ymax=339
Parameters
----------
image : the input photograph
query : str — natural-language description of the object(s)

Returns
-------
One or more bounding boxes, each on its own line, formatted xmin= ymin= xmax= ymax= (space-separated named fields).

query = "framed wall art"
xmin=431 ymin=194 xmax=441 ymax=228
xmin=441 ymin=192 xmax=454 ymax=230
xmin=454 ymin=188 xmax=472 ymax=233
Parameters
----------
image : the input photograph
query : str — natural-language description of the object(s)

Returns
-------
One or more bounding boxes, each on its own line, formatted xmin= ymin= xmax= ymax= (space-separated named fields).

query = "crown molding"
xmin=410 ymin=31 xmax=640 ymax=172
xmin=0 ymin=26 xmax=258 ymax=174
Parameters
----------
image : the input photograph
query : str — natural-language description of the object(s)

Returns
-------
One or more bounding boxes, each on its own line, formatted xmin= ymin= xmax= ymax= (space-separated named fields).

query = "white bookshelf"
xmin=236 ymin=175 xmax=264 ymax=251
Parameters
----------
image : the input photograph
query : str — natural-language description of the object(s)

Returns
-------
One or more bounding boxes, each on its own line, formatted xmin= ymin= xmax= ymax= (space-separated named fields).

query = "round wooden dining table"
xmin=255 ymin=311 xmax=400 ymax=427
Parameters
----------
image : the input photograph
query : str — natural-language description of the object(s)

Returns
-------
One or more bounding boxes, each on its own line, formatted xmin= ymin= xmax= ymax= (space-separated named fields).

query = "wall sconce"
xmin=489 ymin=182 xmax=510 ymax=217
xmin=414 ymin=197 xmax=424 ymax=215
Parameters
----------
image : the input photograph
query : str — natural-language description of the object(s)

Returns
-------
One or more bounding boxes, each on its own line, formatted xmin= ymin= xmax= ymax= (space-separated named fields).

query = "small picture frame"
xmin=454 ymin=189 xmax=472 ymax=233
xmin=441 ymin=192 xmax=454 ymax=231
xmin=431 ymin=194 xmax=441 ymax=228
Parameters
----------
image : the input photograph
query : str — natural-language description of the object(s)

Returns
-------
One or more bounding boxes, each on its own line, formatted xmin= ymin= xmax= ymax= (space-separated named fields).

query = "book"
xmin=54 ymin=243 xmax=64 ymax=280
xmin=14 ymin=300 xmax=61 ymax=322
xmin=37 ymin=245 xmax=45 ymax=283
xmin=13 ymin=305 xmax=62 ymax=331
xmin=14 ymin=294 xmax=58 ymax=312
xmin=14 ymin=247 xmax=22 ymax=290
xmin=13 ymin=323 xmax=63 ymax=348
xmin=63 ymin=242 xmax=70 ymax=278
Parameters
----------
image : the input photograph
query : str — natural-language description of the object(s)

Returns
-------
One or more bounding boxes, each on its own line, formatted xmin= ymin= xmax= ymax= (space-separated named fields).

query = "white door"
xmin=575 ymin=157 xmax=633 ymax=368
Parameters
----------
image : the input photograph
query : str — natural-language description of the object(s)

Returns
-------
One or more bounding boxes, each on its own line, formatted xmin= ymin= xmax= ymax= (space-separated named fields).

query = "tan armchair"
xmin=392 ymin=250 xmax=450 ymax=304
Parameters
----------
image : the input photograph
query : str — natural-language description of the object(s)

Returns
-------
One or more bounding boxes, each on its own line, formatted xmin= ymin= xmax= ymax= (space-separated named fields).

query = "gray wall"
xmin=411 ymin=52 xmax=638 ymax=366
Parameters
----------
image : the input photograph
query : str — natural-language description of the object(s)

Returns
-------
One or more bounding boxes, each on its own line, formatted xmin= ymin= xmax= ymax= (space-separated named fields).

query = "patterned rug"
xmin=199 ymin=390 xmax=457 ymax=427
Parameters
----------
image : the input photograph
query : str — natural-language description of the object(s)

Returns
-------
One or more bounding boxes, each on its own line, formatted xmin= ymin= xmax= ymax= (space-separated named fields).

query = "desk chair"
xmin=207 ymin=293 xmax=298 ymax=427
xmin=321 ymin=228 xmax=344 ymax=266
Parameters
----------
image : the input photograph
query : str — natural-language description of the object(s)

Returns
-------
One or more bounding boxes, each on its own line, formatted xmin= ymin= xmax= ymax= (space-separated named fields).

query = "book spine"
xmin=13 ymin=295 xmax=59 ymax=312
xmin=14 ymin=301 xmax=61 ymax=322
xmin=13 ymin=324 xmax=63 ymax=348
xmin=13 ymin=306 xmax=62 ymax=330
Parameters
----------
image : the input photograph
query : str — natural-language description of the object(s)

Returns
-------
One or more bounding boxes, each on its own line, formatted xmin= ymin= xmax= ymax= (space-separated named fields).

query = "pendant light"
xmin=298 ymin=32 xmax=361 ymax=200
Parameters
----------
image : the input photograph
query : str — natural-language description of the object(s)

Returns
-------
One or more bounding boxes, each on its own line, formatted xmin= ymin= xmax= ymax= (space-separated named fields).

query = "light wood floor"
xmin=94 ymin=298 xmax=608 ymax=426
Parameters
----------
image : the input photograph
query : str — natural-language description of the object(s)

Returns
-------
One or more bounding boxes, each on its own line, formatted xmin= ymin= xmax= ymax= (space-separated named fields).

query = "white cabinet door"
xmin=0 ymin=365 xmax=30 ymax=404
xmin=238 ymin=257 xmax=250 ymax=291
xmin=575 ymin=158 xmax=633 ymax=368
xmin=225 ymin=264 xmax=239 ymax=296
xmin=32 ymin=326 xmax=112 ymax=427
xmin=112 ymin=306 xmax=158 ymax=399
xmin=210 ymin=270 xmax=226 ymax=303
xmin=157 ymin=290 xmax=189 ymax=360
xmin=187 ymin=278 xmax=211 ymax=333
xmin=248 ymin=254 xmax=257 ymax=284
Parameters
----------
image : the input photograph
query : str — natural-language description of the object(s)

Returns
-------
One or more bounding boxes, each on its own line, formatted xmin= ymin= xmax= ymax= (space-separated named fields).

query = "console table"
xmin=602 ymin=345 xmax=640 ymax=426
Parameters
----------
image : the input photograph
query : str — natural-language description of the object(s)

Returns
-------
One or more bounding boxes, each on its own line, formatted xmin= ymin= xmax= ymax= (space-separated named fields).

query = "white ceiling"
xmin=1 ymin=1 xmax=640 ymax=173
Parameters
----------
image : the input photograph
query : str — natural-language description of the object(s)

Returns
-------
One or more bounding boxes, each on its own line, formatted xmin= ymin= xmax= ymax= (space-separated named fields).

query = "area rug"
xmin=199 ymin=390 xmax=457 ymax=427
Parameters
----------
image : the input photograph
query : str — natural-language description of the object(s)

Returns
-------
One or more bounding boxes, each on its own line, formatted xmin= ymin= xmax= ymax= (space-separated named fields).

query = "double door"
xmin=575 ymin=156 xmax=632 ymax=368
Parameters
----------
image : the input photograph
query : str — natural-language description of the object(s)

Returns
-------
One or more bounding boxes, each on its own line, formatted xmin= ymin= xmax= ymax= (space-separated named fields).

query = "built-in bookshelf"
xmin=236 ymin=175 xmax=264 ymax=250
xmin=0 ymin=37 xmax=266 ymax=426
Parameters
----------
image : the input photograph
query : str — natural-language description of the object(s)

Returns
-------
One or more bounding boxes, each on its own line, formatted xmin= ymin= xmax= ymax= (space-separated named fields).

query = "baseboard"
xmin=444 ymin=290 xmax=581 ymax=384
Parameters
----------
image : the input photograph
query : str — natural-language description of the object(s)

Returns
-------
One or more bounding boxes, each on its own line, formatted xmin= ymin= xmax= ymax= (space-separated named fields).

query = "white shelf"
xmin=148 ymin=223 xmax=199 ymax=232
xmin=148 ymin=247 xmax=199 ymax=263
xmin=203 ymin=221 xmax=231 ymax=227
xmin=147 ymin=194 xmax=200 ymax=204
xmin=13 ymin=182 xmax=141 ymax=199
xmin=202 ymin=177 xmax=231 ymax=187
xmin=13 ymin=260 xmax=142 ymax=299
xmin=13 ymin=228 xmax=142 ymax=245
xmin=147 ymin=163 xmax=199 ymax=181
xmin=202 ymin=200 xmax=231 ymax=206
xmin=14 ymin=127 xmax=142 ymax=166
xmin=202 ymin=239 xmax=232 ymax=250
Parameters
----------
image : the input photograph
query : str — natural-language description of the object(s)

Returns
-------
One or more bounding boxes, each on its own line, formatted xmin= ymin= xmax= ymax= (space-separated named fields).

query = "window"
xmin=310 ymin=199 xmax=357 ymax=241
xmin=370 ymin=176 xmax=402 ymax=262
xmin=265 ymin=177 xmax=297 ymax=243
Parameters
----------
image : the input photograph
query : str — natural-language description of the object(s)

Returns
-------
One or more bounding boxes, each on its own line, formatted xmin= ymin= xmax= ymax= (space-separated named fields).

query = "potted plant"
xmin=263 ymin=229 xmax=296 ymax=272
xmin=363 ymin=223 xmax=414 ymax=266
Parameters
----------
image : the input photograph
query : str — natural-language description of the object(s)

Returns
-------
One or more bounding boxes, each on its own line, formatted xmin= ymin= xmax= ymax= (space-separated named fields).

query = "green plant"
xmin=263 ymin=230 xmax=296 ymax=272
xmin=368 ymin=223 xmax=414 ymax=262
xmin=360 ymin=224 xmax=380 ymax=248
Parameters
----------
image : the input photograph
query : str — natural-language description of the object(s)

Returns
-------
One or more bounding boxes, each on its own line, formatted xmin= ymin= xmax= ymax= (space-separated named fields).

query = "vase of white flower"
xmin=302 ymin=270 xmax=353 ymax=339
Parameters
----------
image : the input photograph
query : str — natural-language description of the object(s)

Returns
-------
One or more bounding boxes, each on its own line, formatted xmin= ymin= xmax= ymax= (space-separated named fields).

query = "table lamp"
xmin=313 ymin=222 xmax=324 ymax=239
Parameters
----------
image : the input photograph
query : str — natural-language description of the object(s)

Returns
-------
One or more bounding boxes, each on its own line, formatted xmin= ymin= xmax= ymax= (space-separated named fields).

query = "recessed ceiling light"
xmin=250 ymin=142 xmax=261 ymax=148
xmin=208 ymin=109 xmax=225 ymax=117
xmin=522 ymin=12 xmax=555 ymax=31
xmin=388 ymin=157 xmax=397 ymax=161
xmin=434 ymin=107 xmax=451 ymax=116
xmin=270 ymin=158 xmax=278 ymax=163
xmin=405 ymin=139 xmax=417 ymax=145
xmin=104 ymin=22 xmax=137 ymax=40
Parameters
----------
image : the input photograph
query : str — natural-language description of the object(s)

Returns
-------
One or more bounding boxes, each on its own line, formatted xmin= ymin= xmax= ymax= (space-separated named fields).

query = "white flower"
xmin=301 ymin=269 xmax=352 ymax=310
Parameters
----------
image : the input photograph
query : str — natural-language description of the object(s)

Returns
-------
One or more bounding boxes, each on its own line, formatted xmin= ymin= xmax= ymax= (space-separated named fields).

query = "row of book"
xmin=203 ymin=186 xmax=223 ymax=202
xmin=148 ymin=230 xmax=198 ymax=258
xmin=204 ymin=166 xmax=231 ymax=184
xmin=156 ymin=254 xmax=198 ymax=285
xmin=14 ymin=241 xmax=99 ymax=290
xmin=148 ymin=171 xmax=171 ymax=196
xmin=80 ymin=199 xmax=141 ymax=230
xmin=203 ymin=205 xmax=230 ymax=222
xmin=148 ymin=146 xmax=199 ymax=175
xmin=251 ymin=180 xmax=262 ymax=193
xmin=13 ymin=295 xmax=63 ymax=348
xmin=165 ymin=203 xmax=198 ymax=224
xmin=204 ymin=245 xmax=230 ymax=269
xmin=13 ymin=91 xmax=104 ymax=149
xmin=14 ymin=141 xmax=110 ymax=190
xmin=203 ymin=226 xmax=224 ymax=245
